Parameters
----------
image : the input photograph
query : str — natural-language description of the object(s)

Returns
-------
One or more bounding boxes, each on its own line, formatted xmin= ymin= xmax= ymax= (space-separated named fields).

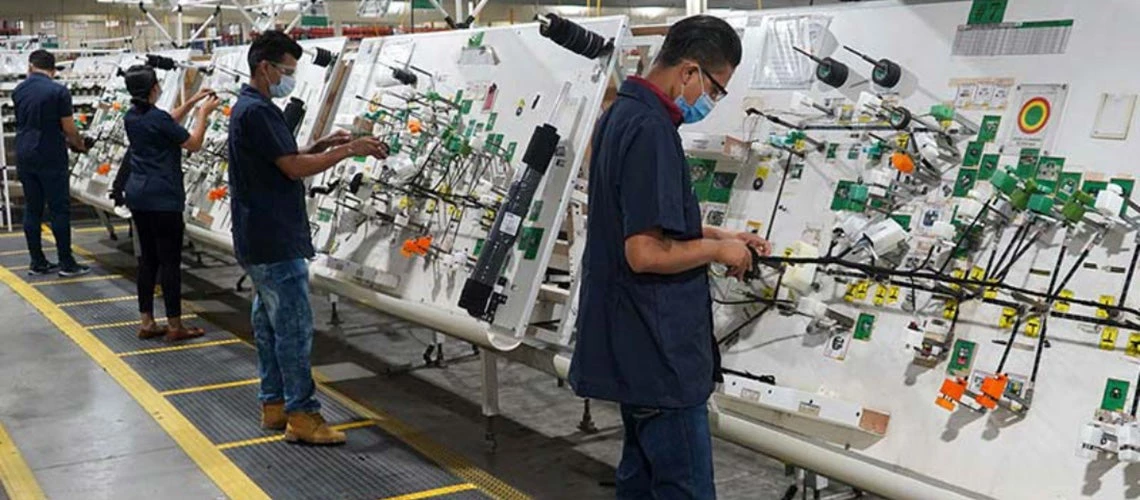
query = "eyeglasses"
xmin=700 ymin=67 xmax=728 ymax=102
xmin=270 ymin=62 xmax=297 ymax=77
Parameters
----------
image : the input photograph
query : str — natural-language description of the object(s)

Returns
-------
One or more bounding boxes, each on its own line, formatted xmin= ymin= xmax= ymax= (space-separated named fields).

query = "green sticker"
xmin=1036 ymin=157 xmax=1064 ymax=182
xmin=847 ymin=144 xmax=861 ymax=161
xmin=790 ymin=162 xmax=805 ymax=180
xmin=830 ymin=180 xmax=866 ymax=212
xmin=317 ymin=208 xmax=333 ymax=222
xmin=460 ymin=99 xmax=474 ymax=115
xmin=505 ymin=141 xmax=518 ymax=163
xmin=953 ymin=169 xmax=979 ymax=197
xmin=978 ymin=115 xmax=1002 ymax=143
xmin=689 ymin=158 xmax=717 ymax=202
xmin=529 ymin=200 xmax=544 ymax=222
xmin=826 ymin=143 xmax=839 ymax=160
xmin=890 ymin=213 xmax=912 ymax=231
xmin=963 ymin=141 xmax=984 ymax=167
xmin=707 ymin=172 xmax=737 ymax=204
xmin=978 ymin=154 xmax=1000 ymax=180
xmin=1082 ymin=179 xmax=1109 ymax=197
xmin=517 ymin=226 xmax=544 ymax=260
xmin=1016 ymin=148 xmax=1041 ymax=179
xmin=1054 ymin=171 xmax=1082 ymax=202
xmin=948 ymin=339 xmax=976 ymax=377
xmin=473 ymin=238 xmax=485 ymax=257
xmin=486 ymin=112 xmax=498 ymax=131
xmin=853 ymin=313 xmax=875 ymax=341
xmin=968 ymin=0 xmax=1007 ymax=25
xmin=1102 ymin=378 xmax=1130 ymax=412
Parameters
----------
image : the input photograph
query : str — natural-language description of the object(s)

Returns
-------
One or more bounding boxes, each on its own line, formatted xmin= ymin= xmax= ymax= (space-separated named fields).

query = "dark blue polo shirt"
xmin=227 ymin=84 xmax=312 ymax=266
xmin=568 ymin=78 xmax=718 ymax=409
xmin=123 ymin=105 xmax=190 ymax=212
xmin=13 ymin=72 xmax=72 ymax=170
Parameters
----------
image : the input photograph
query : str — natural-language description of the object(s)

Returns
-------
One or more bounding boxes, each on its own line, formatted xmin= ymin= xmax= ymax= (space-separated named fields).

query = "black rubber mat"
xmin=0 ymin=234 xmax=27 ymax=253
xmin=0 ymin=248 xmax=52 ymax=268
xmin=88 ymin=318 xmax=224 ymax=354
xmin=225 ymin=425 xmax=484 ymax=500
xmin=168 ymin=383 xmax=364 ymax=444
xmin=436 ymin=491 xmax=490 ymax=500
xmin=124 ymin=341 xmax=259 ymax=391
xmin=36 ymin=278 xmax=136 ymax=303
xmin=64 ymin=298 xmax=144 ymax=325
xmin=23 ymin=266 xmax=120 ymax=284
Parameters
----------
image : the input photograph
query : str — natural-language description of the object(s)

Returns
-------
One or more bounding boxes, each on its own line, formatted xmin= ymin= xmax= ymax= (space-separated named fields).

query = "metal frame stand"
xmin=782 ymin=465 xmax=864 ymax=500
xmin=94 ymin=208 xmax=118 ymax=240
xmin=481 ymin=350 xmax=500 ymax=452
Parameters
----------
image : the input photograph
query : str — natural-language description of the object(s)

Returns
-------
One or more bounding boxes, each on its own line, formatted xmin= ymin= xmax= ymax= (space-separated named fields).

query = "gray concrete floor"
xmin=6 ymin=219 xmax=873 ymax=499
xmin=0 ymin=283 xmax=223 ymax=499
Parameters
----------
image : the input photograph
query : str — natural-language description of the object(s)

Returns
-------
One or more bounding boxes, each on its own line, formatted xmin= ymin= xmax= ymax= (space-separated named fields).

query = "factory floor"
xmin=0 ymin=218 xmax=867 ymax=500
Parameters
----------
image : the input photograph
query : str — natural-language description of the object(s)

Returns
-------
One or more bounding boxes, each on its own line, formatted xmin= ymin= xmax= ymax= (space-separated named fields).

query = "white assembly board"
xmin=69 ymin=49 xmax=191 ymax=212
xmin=182 ymin=37 xmax=349 ymax=250
xmin=658 ymin=1 xmax=1140 ymax=498
xmin=306 ymin=17 xmax=626 ymax=348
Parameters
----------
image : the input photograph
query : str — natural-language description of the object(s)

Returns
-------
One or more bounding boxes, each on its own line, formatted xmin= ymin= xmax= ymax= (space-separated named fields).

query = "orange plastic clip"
xmin=78 ymin=113 xmax=88 ymax=125
xmin=96 ymin=163 xmax=111 ymax=175
xmin=408 ymin=118 xmax=422 ymax=134
xmin=974 ymin=373 xmax=1008 ymax=410
xmin=400 ymin=235 xmax=433 ymax=257
xmin=207 ymin=186 xmax=228 ymax=201
xmin=891 ymin=152 xmax=915 ymax=174
xmin=935 ymin=377 xmax=967 ymax=411
xmin=112 ymin=101 xmax=121 ymax=111
xmin=222 ymin=105 xmax=232 ymax=117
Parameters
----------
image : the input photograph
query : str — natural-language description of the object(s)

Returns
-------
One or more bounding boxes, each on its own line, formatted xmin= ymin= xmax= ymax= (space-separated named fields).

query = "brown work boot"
xmin=261 ymin=401 xmax=286 ymax=430
xmin=284 ymin=412 xmax=346 ymax=446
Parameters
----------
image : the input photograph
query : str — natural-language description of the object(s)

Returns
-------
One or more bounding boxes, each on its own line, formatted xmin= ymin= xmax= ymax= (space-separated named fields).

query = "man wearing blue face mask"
xmin=228 ymin=30 xmax=388 ymax=445
xmin=569 ymin=15 xmax=772 ymax=499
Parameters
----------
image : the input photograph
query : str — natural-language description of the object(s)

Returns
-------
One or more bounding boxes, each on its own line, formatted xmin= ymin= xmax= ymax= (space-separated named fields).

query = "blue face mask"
xmin=269 ymin=74 xmax=295 ymax=98
xmin=675 ymin=69 xmax=716 ymax=124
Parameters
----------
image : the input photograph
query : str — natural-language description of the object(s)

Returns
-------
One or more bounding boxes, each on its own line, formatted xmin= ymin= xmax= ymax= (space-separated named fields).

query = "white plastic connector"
xmin=1096 ymin=184 xmax=1126 ymax=217
xmin=834 ymin=213 xmax=870 ymax=240
xmin=930 ymin=220 xmax=956 ymax=240
xmin=783 ymin=241 xmax=820 ymax=293
xmin=856 ymin=91 xmax=883 ymax=116
xmin=384 ymin=153 xmax=419 ymax=186
xmin=797 ymin=295 xmax=828 ymax=318
xmin=1120 ymin=422 xmax=1140 ymax=462
xmin=861 ymin=218 xmax=908 ymax=254
xmin=955 ymin=198 xmax=984 ymax=225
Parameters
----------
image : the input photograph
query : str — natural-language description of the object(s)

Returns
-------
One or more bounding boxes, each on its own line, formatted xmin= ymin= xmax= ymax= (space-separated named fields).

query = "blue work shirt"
xmin=123 ymin=105 xmax=190 ymax=212
xmin=13 ymin=72 xmax=72 ymax=170
xmin=569 ymin=77 xmax=719 ymax=409
xmin=227 ymin=84 xmax=312 ymax=266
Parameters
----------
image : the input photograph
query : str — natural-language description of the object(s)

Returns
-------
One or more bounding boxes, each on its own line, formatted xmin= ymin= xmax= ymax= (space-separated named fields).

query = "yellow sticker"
xmin=896 ymin=134 xmax=911 ymax=150
xmin=984 ymin=286 xmax=998 ymax=299
xmin=855 ymin=280 xmax=871 ymax=299
xmin=1054 ymin=289 xmax=1073 ymax=313
xmin=844 ymin=282 xmax=859 ymax=302
xmin=1098 ymin=295 xmax=1117 ymax=319
xmin=1024 ymin=316 xmax=1041 ymax=338
xmin=942 ymin=300 xmax=958 ymax=320
xmin=755 ymin=166 xmax=771 ymax=180
xmin=746 ymin=221 xmax=763 ymax=233
xmin=949 ymin=269 xmax=964 ymax=291
xmin=887 ymin=286 xmax=901 ymax=304
xmin=873 ymin=285 xmax=888 ymax=306
xmin=999 ymin=307 xmax=1017 ymax=329
xmin=1128 ymin=333 xmax=1140 ymax=357
xmin=398 ymin=196 xmax=411 ymax=209
xmin=1101 ymin=327 xmax=1120 ymax=351
xmin=794 ymin=139 xmax=806 ymax=151
xmin=969 ymin=266 xmax=986 ymax=281
xmin=784 ymin=247 xmax=795 ymax=258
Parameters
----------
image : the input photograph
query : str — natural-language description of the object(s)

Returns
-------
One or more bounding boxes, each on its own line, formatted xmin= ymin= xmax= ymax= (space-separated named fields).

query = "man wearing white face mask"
xmin=228 ymin=30 xmax=388 ymax=445
xmin=569 ymin=16 xmax=772 ymax=499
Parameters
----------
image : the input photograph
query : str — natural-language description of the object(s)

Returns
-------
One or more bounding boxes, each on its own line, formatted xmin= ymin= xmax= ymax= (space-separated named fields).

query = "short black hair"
xmin=248 ymin=30 xmax=303 ymax=74
xmin=123 ymin=64 xmax=158 ymax=107
xmin=655 ymin=15 xmax=742 ymax=71
xmin=29 ymin=49 xmax=55 ymax=71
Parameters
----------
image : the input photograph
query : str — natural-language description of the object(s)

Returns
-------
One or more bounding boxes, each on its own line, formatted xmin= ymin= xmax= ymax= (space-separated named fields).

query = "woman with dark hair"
xmin=122 ymin=64 xmax=219 ymax=341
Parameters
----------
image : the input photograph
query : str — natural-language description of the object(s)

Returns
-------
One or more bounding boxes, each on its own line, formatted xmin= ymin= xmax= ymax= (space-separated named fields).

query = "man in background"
xmin=13 ymin=49 xmax=90 ymax=277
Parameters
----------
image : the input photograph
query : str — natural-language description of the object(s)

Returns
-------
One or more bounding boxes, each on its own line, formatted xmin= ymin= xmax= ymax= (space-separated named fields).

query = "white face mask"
xmin=268 ymin=63 xmax=296 ymax=98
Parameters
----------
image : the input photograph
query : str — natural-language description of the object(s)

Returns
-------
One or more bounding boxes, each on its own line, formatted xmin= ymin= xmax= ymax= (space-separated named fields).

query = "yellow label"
xmin=1101 ymin=327 xmax=1120 ymax=351
xmin=425 ymin=199 xmax=437 ymax=213
xmin=1098 ymin=295 xmax=1117 ymax=319
xmin=1054 ymin=289 xmax=1073 ymax=313
xmin=873 ymin=285 xmax=888 ymax=306
xmin=844 ymin=282 xmax=858 ymax=302
xmin=942 ymin=300 xmax=959 ymax=320
xmin=794 ymin=139 xmax=806 ymax=151
xmin=949 ymin=269 xmax=965 ymax=291
xmin=746 ymin=221 xmax=763 ymax=233
xmin=755 ymin=166 xmax=770 ymax=180
xmin=969 ymin=266 xmax=986 ymax=281
xmin=999 ymin=307 xmax=1017 ymax=329
xmin=784 ymin=247 xmax=795 ymax=258
xmin=896 ymin=134 xmax=911 ymax=149
xmin=855 ymin=280 xmax=871 ymax=299
xmin=984 ymin=286 xmax=998 ymax=299
xmin=1024 ymin=316 xmax=1041 ymax=338
xmin=398 ymin=196 xmax=411 ymax=209
xmin=1127 ymin=333 xmax=1140 ymax=357
xmin=887 ymin=286 xmax=901 ymax=304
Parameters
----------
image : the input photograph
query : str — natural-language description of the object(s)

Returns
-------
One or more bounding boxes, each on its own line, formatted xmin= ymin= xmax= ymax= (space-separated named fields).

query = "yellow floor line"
xmin=8 ymin=259 xmax=94 ymax=272
xmin=119 ymin=339 xmax=242 ymax=358
xmin=0 ymin=266 xmax=268 ymax=499
xmin=216 ymin=420 xmax=376 ymax=450
xmin=160 ymin=378 xmax=260 ymax=397
xmin=31 ymin=274 xmax=124 ymax=286
xmin=0 ymin=420 xmax=46 ymax=500
xmin=380 ymin=483 xmax=478 ymax=500
xmin=58 ymin=293 xmax=150 ymax=307
xmin=74 ymin=224 xmax=130 ymax=234
xmin=86 ymin=313 xmax=197 ymax=330
xmin=312 ymin=373 xmax=532 ymax=500
xmin=0 ymin=248 xmax=39 ymax=257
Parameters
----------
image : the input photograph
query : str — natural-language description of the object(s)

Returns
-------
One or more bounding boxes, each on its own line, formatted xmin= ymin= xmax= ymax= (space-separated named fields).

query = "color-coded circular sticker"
xmin=1017 ymin=97 xmax=1051 ymax=134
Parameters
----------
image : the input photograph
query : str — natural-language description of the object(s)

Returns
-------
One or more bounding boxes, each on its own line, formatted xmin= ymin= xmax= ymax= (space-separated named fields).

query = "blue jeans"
xmin=17 ymin=167 xmax=76 ymax=267
xmin=245 ymin=258 xmax=321 ymax=414
xmin=617 ymin=403 xmax=715 ymax=500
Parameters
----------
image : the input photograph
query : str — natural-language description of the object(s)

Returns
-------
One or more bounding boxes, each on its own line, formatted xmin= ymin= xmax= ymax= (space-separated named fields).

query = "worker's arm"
xmin=626 ymin=228 xmax=748 ymax=275
xmin=703 ymin=226 xmax=773 ymax=256
xmin=60 ymin=116 xmax=86 ymax=152
xmin=171 ymin=88 xmax=213 ymax=123
xmin=275 ymin=136 xmax=387 ymax=181
xmin=300 ymin=129 xmax=353 ymax=155
xmin=181 ymin=94 xmax=221 ymax=152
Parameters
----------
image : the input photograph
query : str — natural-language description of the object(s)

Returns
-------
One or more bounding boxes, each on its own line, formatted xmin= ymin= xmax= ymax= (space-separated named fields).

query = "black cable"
xmin=996 ymin=312 xmax=1024 ymax=374
xmin=1120 ymin=242 xmax=1140 ymax=308
xmin=1030 ymin=241 xmax=1071 ymax=384
xmin=986 ymin=223 xmax=1028 ymax=281
xmin=1132 ymin=367 xmax=1140 ymax=417
xmin=765 ymin=154 xmax=795 ymax=241
xmin=935 ymin=199 xmax=991 ymax=276
xmin=993 ymin=228 xmax=1045 ymax=284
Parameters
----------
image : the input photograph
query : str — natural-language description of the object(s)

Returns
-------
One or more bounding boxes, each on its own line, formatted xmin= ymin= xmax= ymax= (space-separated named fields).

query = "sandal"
xmin=138 ymin=325 xmax=166 ymax=340
xmin=164 ymin=326 xmax=206 ymax=342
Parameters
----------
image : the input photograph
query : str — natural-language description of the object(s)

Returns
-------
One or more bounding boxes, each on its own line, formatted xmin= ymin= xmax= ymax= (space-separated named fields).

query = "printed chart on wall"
xmin=749 ymin=14 xmax=832 ymax=90
xmin=1003 ymin=83 xmax=1067 ymax=153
